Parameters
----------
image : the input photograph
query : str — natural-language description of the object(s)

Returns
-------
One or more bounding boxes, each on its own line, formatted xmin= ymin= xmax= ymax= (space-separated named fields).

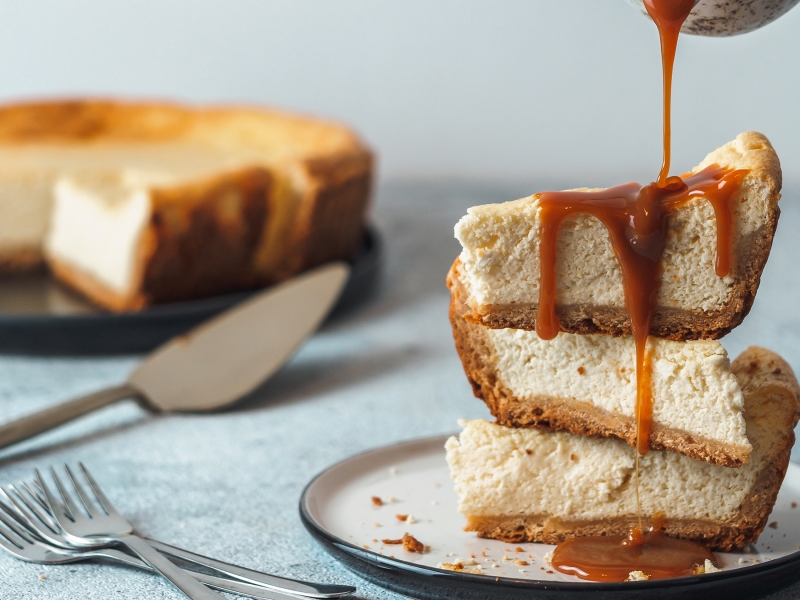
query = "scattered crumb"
xmin=470 ymin=553 xmax=476 ymax=559
xmin=387 ymin=496 xmax=397 ymax=503
xmin=439 ymin=562 xmax=465 ymax=572
xmin=626 ymin=570 xmax=650 ymax=582
xmin=38 ymin=575 xmax=46 ymax=581
xmin=692 ymin=559 xmax=719 ymax=575
xmin=402 ymin=533 xmax=424 ymax=553
xmin=544 ymin=550 xmax=554 ymax=566
xmin=460 ymin=558 xmax=477 ymax=566
xmin=481 ymin=551 xmax=487 ymax=557
xmin=513 ymin=560 xmax=529 ymax=566
xmin=363 ymin=545 xmax=370 ymax=549
xmin=372 ymin=538 xmax=378 ymax=543
xmin=502 ymin=555 xmax=509 ymax=561
xmin=792 ymin=502 xmax=797 ymax=509
xmin=546 ymin=570 xmax=554 ymax=574
xmin=435 ymin=483 xmax=441 ymax=488
xmin=515 ymin=547 xmax=524 ymax=553
xmin=389 ymin=467 xmax=397 ymax=476
xmin=396 ymin=514 xmax=408 ymax=522
xmin=371 ymin=496 xmax=383 ymax=506
xmin=424 ymin=545 xmax=431 ymax=552
xmin=382 ymin=538 xmax=403 ymax=545
xmin=445 ymin=552 xmax=454 ymax=557
xmin=491 ymin=563 xmax=501 ymax=569
xmin=470 ymin=567 xmax=482 ymax=574
xmin=577 ymin=366 xmax=586 ymax=375
xmin=525 ymin=449 xmax=533 ymax=455
xmin=374 ymin=523 xmax=381 ymax=528
xmin=704 ymin=560 xmax=720 ymax=574
xmin=737 ymin=558 xmax=748 ymax=564
xmin=769 ymin=521 xmax=778 ymax=529
xmin=407 ymin=515 xmax=417 ymax=524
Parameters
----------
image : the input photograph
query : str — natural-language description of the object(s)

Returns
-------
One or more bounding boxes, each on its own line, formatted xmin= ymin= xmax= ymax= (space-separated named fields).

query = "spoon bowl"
xmin=625 ymin=0 xmax=800 ymax=36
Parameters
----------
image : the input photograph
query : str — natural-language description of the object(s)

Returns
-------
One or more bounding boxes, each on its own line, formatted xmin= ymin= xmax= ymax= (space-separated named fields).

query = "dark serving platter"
xmin=0 ymin=226 xmax=381 ymax=355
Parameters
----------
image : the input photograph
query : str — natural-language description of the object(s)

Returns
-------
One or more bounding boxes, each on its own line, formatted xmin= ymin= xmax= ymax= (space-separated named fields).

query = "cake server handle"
xmin=0 ymin=384 xmax=141 ymax=449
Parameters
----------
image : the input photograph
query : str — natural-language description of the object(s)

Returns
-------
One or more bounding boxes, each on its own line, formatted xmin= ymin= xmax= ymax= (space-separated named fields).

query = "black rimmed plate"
xmin=300 ymin=434 xmax=800 ymax=600
xmin=0 ymin=226 xmax=381 ymax=355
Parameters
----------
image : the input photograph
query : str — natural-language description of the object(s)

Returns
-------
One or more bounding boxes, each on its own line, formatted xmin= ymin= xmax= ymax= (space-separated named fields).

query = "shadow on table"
xmin=230 ymin=345 xmax=432 ymax=414
xmin=0 ymin=407 xmax=150 ymax=469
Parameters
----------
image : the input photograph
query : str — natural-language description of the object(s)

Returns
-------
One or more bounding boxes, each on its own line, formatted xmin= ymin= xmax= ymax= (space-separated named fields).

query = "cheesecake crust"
xmin=460 ymin=347 xmax=800 ymax=551
xmin=449 ymin=263 xmax=752 ymax=467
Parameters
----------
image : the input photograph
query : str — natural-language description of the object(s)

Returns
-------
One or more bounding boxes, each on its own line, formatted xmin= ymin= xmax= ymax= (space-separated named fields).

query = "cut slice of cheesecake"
xmin=46 ymin=168 xmax=272 ymax=310
xmin=445 ymin=347 xmax=800 ymax=551
xmin=454 ymin=132 xmax=780 ymax=340
xmin=449 ymin=264 xmax=750 ymax=466
xmin=0 ymin=99 xmax=372 ymax=309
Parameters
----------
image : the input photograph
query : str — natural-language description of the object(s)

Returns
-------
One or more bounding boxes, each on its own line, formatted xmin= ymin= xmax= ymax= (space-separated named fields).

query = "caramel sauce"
xmin=551 ymin=518 xmax=714 ymax=582
xmin=545 ymin=0 xmax=746 ymax=580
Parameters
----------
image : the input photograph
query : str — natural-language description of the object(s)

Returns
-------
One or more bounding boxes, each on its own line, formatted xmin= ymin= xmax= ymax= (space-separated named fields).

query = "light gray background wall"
xmin=0 ymin=0 xmax=797 ymax=185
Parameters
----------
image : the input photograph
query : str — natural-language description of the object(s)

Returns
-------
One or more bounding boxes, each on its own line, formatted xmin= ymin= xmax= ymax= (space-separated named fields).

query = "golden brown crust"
xmin=448 ymin=262 xmax=750 ymax=467
xmin=462 ymin=347 xmax=799 ymax=551
xmin=0 ymin=247 xmax=45 ymax=273
xmin=461 ymin=132 xmax=781 ymax=341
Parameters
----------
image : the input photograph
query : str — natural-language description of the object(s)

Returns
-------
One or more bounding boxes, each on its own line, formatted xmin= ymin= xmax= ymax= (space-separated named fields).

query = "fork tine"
xmin=36 ymin=469 xmax=73 ymax=523
xmin=51 ymin=465 xmax=87 ymax=520
xmin=0 ymin=510 xmax=33 ymax=547
xmin=64 ymin=465 xmax=102 ymax=518
xmin=79 ymin=463 xmax=121 ymax=517
xmin=7 ymin=485 xmax=60 ymax=534
xmin=25 ymin=481 xmax=51 ymax=512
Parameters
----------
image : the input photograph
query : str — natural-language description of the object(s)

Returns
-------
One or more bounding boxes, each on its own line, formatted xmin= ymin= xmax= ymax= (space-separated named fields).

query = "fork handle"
xmin=147 ymin=538 xmax=356 ymax=598
xmin=119 ymin=534 xmax=226 ymax=600
xmin=0 ymin=385 xmax=140 ymax=449
xmin=90 ymin=548 xmax=313 ymax=599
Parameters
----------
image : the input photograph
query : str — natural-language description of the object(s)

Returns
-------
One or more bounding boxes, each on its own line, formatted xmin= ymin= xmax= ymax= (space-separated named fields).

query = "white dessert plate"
xmin=301 ymin=434 xmax=800 ymax=600
xmin=0 ymin=227 xmax=381 ymax=355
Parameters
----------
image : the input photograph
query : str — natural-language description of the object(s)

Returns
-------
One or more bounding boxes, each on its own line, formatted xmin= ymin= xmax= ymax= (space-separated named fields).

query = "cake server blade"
xmin=0 ymin=262 xmax=350 ymax=448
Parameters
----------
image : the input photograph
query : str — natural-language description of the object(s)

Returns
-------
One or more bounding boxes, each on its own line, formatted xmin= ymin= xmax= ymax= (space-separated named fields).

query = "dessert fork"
xmin=0 ymin=506 xmax=307 ymax=600
xmin=9 ymin=476 xmax=354 ymax=598
xmin=37 ymin=464 xmax=228 ymax=600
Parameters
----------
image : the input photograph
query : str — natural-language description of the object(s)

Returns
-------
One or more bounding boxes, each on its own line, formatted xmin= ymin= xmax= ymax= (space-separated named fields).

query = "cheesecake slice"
xmin=454 ymin=132 xmax=780 ymax=340
xmin=449 ymin=265 xmax=750 ymax=466
xmin=0 ymin=99 xmax=372 ymax=309
xmin=446 ymin=347 xmax=799 ymax=551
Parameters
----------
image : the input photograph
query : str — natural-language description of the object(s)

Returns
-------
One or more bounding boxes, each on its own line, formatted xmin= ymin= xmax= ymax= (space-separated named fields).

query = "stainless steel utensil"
xmin=0 ymin=262 xmax=350 ymax=450
xmin=625 ymin=0 xmax=800 ymax=36
xmin=0 ymin=505 xmax=307 ymax=600
xmin=4 ymin=479 xmax=355 ymax=598
xmin=37 ymin=464 xmax=225 ymax=600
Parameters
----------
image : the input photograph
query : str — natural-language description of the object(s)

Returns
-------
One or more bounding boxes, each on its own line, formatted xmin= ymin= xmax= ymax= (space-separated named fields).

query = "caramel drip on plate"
xmin=551 ymin=514 xmax=715 ymax=582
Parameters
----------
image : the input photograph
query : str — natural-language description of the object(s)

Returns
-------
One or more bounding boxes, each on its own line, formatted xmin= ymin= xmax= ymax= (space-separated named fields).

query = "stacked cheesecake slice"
xmin=445 ymin=133 xmax=800 ymax=551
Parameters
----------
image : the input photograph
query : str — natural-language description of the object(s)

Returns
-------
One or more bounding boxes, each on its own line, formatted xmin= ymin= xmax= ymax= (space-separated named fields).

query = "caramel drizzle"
xmin=536 ymin=165 xmax=746 ymax=454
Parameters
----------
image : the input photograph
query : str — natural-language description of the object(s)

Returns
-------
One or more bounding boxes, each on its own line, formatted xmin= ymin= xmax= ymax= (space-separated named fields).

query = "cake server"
xmin=0 ymin=262 xmax=350 ymax=449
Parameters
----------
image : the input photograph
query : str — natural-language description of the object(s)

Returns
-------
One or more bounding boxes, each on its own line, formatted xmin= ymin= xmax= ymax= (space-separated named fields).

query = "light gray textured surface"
xmin=0 ymin=178 xmax=798 ymax=599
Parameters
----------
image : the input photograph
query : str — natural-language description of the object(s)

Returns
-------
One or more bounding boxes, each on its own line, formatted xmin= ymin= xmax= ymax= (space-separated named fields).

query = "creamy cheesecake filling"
xmin=46 ymin=176 xmax=152 ymax=295
xmin=486 ymin=328 xmax=750 ymax=454
xmin=454 ymin=134 xmax=777 ymax=316
xmin=447 ymin=417 xmax=758 ymax=523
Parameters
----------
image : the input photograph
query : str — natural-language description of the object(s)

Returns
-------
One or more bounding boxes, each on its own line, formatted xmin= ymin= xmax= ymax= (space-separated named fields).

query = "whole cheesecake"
xmin=0 ymin=99 xmax=373 ymax=310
